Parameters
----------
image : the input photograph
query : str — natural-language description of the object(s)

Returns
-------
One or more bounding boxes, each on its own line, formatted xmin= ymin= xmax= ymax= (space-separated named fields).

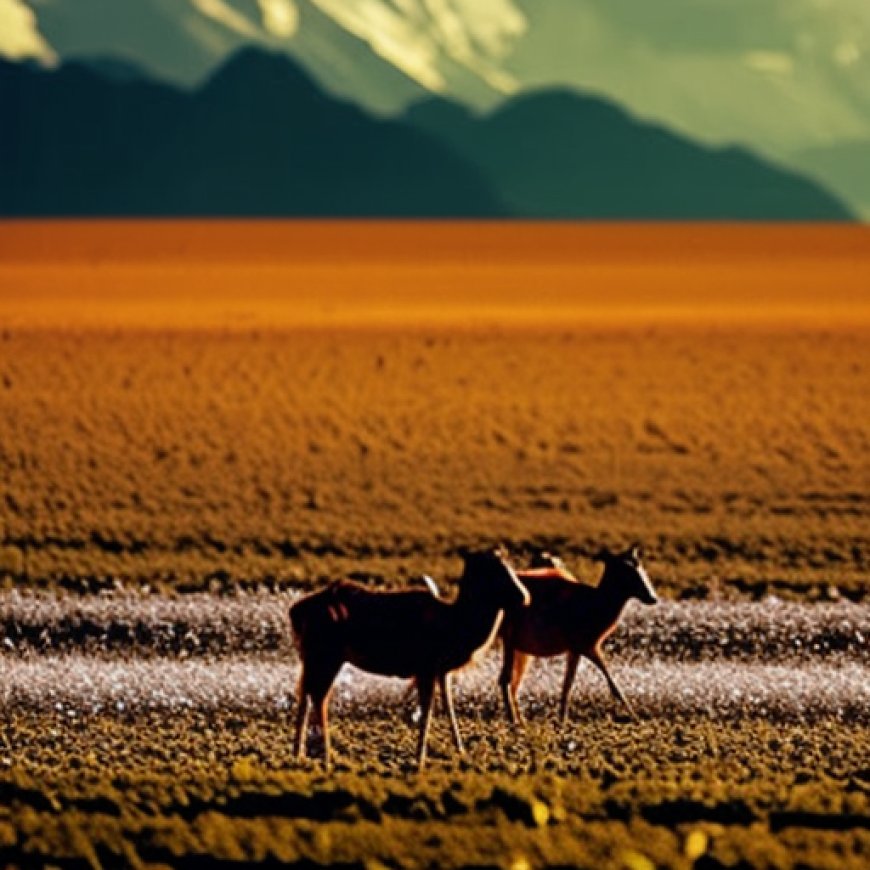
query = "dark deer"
xmin=499 ymin=545 xmax=657 ymax=723
xmin=289 ymin=548 xmax=530 ymax=768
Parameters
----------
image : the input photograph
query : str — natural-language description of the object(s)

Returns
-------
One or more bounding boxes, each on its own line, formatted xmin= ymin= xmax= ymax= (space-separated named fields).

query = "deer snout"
xmin=635 ymin=564 xmax=658 ymax=606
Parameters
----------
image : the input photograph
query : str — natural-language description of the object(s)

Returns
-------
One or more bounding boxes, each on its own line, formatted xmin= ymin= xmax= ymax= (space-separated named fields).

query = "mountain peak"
xmin=202 ymin=47 xmax=323 ymax=100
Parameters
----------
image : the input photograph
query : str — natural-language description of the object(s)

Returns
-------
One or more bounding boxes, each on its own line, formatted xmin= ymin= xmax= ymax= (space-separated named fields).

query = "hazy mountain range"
xmin=0 ymin=47 xmax=852 ymax=219
xmin=4 ymin=0 xmax=869 ymax=217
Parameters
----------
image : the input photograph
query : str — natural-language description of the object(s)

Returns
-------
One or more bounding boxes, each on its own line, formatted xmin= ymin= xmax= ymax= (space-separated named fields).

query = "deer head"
xmin=461 ymin=547 xmax=530 ymax=608
xmin=528 ymin=550 xmax=569 ymax=571
xmin=594 ymin=544 xmax=657 ymax=605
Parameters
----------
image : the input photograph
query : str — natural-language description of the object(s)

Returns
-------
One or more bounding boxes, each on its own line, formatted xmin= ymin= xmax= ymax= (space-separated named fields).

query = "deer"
xmin=289 ymin=548 xmax=530 ymax=768
xmin=499 ymin=545 xmax=657 ymax=724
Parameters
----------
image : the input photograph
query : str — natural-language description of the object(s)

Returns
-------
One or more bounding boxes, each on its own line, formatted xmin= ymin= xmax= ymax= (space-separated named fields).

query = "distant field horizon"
xmin=1 ymin=221 xmax=869 ymax=329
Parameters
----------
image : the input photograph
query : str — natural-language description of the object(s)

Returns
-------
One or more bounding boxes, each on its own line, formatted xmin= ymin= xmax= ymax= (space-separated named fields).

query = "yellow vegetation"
xmin=1 ymin=710 xmax=867 ymax=868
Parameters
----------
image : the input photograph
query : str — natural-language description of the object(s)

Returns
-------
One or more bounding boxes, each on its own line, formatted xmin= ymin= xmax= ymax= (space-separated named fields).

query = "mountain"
xmin=406 ymin=94 xmax=853 ymax=221
xmin=0 ymin=51 xmax=505 ymax=217
xmin=0 ymin=60 xmax=184 ymax=215
xmin=9 ymin=0 xmax=870 ymax=217
xmin=69 ymin=56 xmax=154 ymax=84
xmin=11 ymin=0 xmax=430 ymax=114
xmin=0 ymin=49 xmax=853 ymax=219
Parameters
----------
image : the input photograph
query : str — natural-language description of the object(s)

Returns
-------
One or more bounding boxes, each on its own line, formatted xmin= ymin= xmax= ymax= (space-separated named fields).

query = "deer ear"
xmin=628 ymin=543 xmax=643 ymax=561
xmin=529 ymin=550 xmax=552 ymax=568
xmin=592 ymin=547 xmax=612 ymax=563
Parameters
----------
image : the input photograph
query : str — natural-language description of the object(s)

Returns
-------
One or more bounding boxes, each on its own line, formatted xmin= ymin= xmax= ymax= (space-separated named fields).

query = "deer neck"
xmin=591 ymin=571 xmax=631 ymax=635
xmin=451 ymin=584 xmax=506 ymax=653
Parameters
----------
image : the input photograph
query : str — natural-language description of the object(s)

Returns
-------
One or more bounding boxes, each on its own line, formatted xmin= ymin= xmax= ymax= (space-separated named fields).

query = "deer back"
xmin=501 ymin=571 xmax=601 ymax=656
xmin=290 ymin=580 xmax=455 ymax=678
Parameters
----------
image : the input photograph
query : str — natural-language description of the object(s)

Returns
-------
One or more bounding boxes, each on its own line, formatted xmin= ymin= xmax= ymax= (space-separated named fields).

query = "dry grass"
xmin=0 ymin=327 xmax=867 ymax=599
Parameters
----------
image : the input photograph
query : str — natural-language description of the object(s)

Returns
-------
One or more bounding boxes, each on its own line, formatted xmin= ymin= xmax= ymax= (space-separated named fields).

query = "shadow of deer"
xmin=499 ymin=545 xmax=657 ymax=723
xmin=289 ymin=548 xmax=530 ymax=768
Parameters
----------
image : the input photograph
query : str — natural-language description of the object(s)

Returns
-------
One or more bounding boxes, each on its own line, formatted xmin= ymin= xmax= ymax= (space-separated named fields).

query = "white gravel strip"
xmin=0 ymin=652 xmax=867 ymax=724
xmin=0 ymin=591 xmax=867 ymax=661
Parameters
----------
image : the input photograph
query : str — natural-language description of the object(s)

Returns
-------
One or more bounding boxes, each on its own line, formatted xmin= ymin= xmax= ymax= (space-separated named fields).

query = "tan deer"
xmin=499 ymin=545 xmax=657 ymax=723
xmin=289 ymin=548 xmax=530 ymax=768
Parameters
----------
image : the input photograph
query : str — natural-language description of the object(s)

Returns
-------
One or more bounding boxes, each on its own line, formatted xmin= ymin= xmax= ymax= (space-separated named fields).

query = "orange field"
xmin=2 ymin=222 xmax=870 ymax=329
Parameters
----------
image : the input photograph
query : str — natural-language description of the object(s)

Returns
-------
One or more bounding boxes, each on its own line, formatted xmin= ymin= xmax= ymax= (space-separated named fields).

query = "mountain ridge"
xmin=406 ymin=91 xmax=853 ymax=220
xmin=0 ymin=48 xmax=854 ymax=220
xmin=0 ymin=50 xmax=505 ymax=217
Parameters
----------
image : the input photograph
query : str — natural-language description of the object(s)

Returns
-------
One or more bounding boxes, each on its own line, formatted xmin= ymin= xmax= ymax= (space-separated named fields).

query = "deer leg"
xmin=301 ymin=657 xmax=342 ymax=766
xmin=438 ymin=673 xmax=464 ymax=756
xmin=293 ymin=674 xmax=311 ymax=760
xmin=314 ymin=692 xmax=332 ymax=766
xmin=404 ymin=679 xmax=419 ymax=719
xmin=587 ymin=647 xmax=636 ymax=720
xmin=415 ymin=676 xmax=436 ymax=769
xmin=498 ymin=643 xmax=519 ymax=723
xmin=559 ymin=651 xmax=581 ymax=722
xmin=509 ymin=652 xmax=530 ymax=726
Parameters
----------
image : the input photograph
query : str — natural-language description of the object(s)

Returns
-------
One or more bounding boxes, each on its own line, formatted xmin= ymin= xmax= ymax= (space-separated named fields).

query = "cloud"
xmin=833 ymin=41 xmax=860 ymax=67
xmin=191 ymin=0 xmax=259 ymax=39
xmin=311 ymin=0 xmax=448 ymax=92
xmin=0 ymin=0 xmax=55 ymax=62
xmin=430 ymin=0 xmax=527 ymax=58
xmin=425 ymin=0 xmax=524 ymax=91
xmin=743 ymin=50 xmax=794 ymax=75
xmin=258 ymin=0 xmax=299 ymax=38
xmin=311 ymin=0 xmax=524 ymax=95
